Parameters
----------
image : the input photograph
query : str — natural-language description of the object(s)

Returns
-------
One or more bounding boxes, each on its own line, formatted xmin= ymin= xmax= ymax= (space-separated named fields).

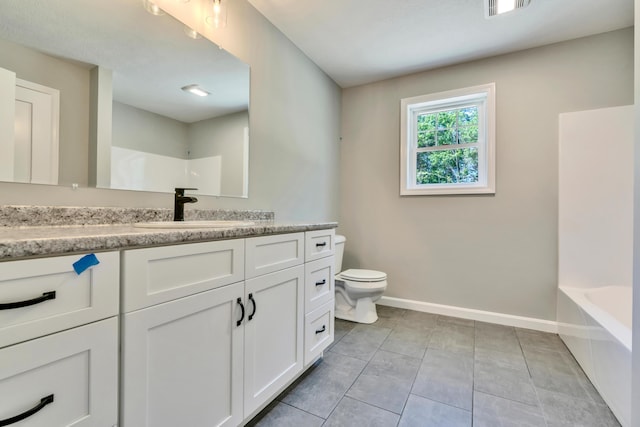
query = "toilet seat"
xmin=339 ymin=269 xmax=386 ymax=282
xmin=337 ymin=269 xmax=387 ymax=293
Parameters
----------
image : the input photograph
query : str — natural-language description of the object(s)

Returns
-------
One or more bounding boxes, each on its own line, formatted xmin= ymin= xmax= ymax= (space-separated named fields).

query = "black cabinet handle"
xmin=0 ymin=291 xmax=56 ymax=310
xmin=315 ymin=279 xmax=326 ymax=287
xmin=0 ymin=394 xmax=54 ymax=426
xmin=315 ymin=242 xmax=327 ymax=248
xmin=248 ymin=293 xmax=257 ymax=321
xmin=237 ymin=298 xmax=245 ymax=327
xmin=315 ymin=325 xmax=326 ymax=334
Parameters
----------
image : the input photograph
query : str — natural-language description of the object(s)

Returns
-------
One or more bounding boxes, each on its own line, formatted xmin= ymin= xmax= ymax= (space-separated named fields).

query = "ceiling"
xmin=248 ymin=0 xmax=634 ymax=88
xmin=0 ymin=0 xmax=249 ymax=123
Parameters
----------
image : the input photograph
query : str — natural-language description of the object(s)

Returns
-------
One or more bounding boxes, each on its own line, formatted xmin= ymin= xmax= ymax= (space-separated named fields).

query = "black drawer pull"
xmin=0 ymin=394 xmax=54 ymax=426
xmin=248 ymin=293 xmax=257 ymax=321
xmin=315 ymin=242 xmax=327 ymax=248
xmin=0 ymin=291 xmax=56 ymax=310
xmin=315 ymin=325 xmax=326 ymax=334
xmin=237 ymin=298 xmax=245 ymax=327
xmin=315 ymin=279 xmax=326 ymax=287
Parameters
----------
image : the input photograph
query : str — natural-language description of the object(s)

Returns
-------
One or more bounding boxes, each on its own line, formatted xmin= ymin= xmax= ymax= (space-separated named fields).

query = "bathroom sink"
xmin=134 ymin=220 xmax=255 ymax=229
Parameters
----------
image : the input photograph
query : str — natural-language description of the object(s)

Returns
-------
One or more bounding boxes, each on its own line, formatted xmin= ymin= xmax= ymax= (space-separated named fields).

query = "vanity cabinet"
xmin=2 ymin=227 xmax=334 ymax=427
xmin=120 ymin=231 xmax=333 ymax=426
xmin=0 ymin=252 xmax=119 ymax=427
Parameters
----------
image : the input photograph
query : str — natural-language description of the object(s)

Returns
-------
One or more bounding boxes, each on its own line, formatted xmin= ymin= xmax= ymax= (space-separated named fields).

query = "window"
xmin=400 ymin=83 xmax=495 ymax=195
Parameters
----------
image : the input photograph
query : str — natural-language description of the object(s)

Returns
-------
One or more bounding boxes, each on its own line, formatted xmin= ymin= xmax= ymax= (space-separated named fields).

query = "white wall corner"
xmin=631 ymin=2 xmax=640 ymax=426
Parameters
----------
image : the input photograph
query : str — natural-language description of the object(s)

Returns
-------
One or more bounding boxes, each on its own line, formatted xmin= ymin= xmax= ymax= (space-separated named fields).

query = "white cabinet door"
xmin=243 ymin=265 xmax=304 ymax=417
xmin=121 ymin=282 xmax=244 ymax=427
xmin=0 ymin=317 xmax=118 ymax=427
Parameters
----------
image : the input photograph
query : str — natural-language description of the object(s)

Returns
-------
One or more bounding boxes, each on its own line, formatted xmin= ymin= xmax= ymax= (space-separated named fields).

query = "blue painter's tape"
xmin=73 ymin=253 xmax=100 ymax=275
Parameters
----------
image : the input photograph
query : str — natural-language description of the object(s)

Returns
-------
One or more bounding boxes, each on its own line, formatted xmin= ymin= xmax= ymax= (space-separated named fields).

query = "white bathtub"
xmin=557 ymin=286 xmax=631 ymax=427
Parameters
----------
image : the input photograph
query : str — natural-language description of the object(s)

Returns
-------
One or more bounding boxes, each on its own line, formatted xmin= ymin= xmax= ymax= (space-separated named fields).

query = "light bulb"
xmin=184 ymin=26 xmax=201 ymax=39
xmin=206 ymin=0 xmax=227 ymax=29
xmin=142 ymin=0 xmax=165 ymax=16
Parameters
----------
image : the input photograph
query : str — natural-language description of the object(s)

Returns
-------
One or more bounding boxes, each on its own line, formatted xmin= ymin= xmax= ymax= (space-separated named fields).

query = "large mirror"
xmin=0 ymin=0 xmax=250 ymax=197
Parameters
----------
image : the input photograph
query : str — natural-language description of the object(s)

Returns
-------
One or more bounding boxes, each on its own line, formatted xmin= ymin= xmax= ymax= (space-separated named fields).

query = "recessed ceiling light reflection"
xmin=181 ymin=84 xmax=210 ymax=97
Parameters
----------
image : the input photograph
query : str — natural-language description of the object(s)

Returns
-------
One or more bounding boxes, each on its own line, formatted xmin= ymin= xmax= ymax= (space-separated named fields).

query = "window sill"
xmin=400 ymin=184 xmax=495 ymax=196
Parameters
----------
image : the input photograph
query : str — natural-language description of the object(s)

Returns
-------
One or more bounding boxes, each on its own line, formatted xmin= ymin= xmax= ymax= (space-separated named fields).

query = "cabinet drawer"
xmin=0 ymin=251 xmax=119 ymax=348
xmin=305 ymin=229 xmax=335 ymax=262
xmin=245 ymin=233 xmax=304 ymax=279
xmin=304 ymin=300 xmax=334 ymax=366
xmin=0 ymin=317 xmax=118 ymax=427
xmin=122 ymin=239 xmax=244 ymax=313
xmin=305 ymin=256 xmax=335 ymax=314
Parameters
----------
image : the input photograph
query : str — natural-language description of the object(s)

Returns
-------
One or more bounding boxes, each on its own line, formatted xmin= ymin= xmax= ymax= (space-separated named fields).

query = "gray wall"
xmin=112 ymin=101 xmax=188 ymax=159
xmin=340 ymin=28 xmax=633 ymax=321
xmin=0 ymin=0 xmax=342 ymax=223
xmin=632 ymin=1 xmax=639 ymax=424
xmin=189 ymin=110 xmax=248 ymax=196
xmin=0 ymin=38 xmax=90 ymax=186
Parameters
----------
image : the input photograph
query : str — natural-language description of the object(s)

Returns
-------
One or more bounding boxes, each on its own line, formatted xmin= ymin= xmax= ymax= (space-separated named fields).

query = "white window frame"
xmin=400 ymin=83 xmax=496 ymax=196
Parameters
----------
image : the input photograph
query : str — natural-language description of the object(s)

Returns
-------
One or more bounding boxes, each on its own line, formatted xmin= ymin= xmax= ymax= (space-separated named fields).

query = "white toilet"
xmin=334 ymin=235 xmax=387 ymax=324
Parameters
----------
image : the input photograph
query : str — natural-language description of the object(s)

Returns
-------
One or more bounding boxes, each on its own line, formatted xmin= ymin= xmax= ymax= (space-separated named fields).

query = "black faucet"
xmin=174 ymin=188 xmax=198 ymax=221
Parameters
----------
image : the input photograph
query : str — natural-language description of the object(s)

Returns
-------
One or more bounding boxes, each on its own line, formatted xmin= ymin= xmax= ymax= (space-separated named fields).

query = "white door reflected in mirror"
xmin=0 ymin=67 xmax=59 ymax=185
xmin=14 ymin=80 xmax=59 ymax=185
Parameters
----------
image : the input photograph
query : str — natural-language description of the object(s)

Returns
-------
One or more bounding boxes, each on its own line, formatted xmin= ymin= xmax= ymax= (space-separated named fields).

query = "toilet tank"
xmin=335 ymin=235 xmax=346 ymax=273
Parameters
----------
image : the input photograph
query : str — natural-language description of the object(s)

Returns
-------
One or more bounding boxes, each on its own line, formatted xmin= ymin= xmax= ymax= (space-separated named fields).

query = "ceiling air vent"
xmin=485 ymin=0 xmax=531 ymax=18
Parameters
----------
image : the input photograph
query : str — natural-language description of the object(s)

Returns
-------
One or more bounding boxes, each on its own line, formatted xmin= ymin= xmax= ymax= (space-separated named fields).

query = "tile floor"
xmin=247 ymin=306 xmax=621 ymax=427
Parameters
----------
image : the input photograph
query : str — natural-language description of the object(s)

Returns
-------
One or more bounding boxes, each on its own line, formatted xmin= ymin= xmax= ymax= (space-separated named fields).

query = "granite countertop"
xmin=0 ymin=206 xmax=337 ymax=261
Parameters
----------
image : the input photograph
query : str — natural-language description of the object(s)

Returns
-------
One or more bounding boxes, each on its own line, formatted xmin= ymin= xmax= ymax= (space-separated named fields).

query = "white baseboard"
xmin=378 ymin=296 xmax=558 ymax=333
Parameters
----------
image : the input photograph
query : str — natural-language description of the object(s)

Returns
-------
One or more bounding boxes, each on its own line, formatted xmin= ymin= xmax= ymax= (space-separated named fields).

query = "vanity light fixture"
xmin=181 ymin=84 xmax=210 ymax=97
xmin=142 ymin=0 xmax=165 ymax=16
xmin=485 ymin=0 xmax=531 ymax=17
xmin=143 ymin=0 xmax=229 ymax=38
xmin=206 ymin=0 xmax=228 ymax=29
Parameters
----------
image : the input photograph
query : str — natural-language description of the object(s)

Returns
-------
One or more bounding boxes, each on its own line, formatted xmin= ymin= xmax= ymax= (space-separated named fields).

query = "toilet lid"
xmin=340 ymin=269 xmax=387 ymax=282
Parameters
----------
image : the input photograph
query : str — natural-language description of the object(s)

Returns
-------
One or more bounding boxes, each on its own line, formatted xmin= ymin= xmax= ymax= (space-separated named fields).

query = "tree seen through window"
xmin=415 ymin=106 xmax=479 ymax=184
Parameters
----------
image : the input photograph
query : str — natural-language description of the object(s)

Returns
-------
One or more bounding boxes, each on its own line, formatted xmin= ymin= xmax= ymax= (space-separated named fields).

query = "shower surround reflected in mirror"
xmin=0 ymin=0 xmax=250 ymax=198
